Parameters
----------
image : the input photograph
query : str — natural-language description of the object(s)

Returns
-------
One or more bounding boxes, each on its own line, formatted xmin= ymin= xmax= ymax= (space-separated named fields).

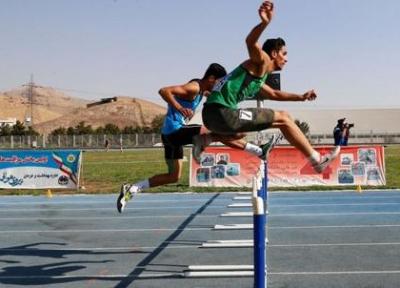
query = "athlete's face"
xmin=205 ymin=76 xmax=217 ymax=92
xmin=272 ymin=46 xmax=288 ymax=71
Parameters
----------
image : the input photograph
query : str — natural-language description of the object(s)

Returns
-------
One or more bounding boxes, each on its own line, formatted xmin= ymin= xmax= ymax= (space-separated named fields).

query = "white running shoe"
xmin=313 ymin=146 xmax=341 ymax=173
xmin=116 ymin=184 xmax=140 ymax=213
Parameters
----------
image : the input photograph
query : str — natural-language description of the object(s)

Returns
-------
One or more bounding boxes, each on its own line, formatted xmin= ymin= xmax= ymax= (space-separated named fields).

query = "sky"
xmin=1 ymin=0 xmax=400 ymax=110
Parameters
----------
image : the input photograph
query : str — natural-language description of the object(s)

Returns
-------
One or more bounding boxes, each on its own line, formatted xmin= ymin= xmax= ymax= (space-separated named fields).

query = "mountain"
xmin=0 ymin=86 xmax=166 ymax=134
xmin=0 ymin=86 xmax=89 ymax=125
xmin=34 ymin=96 xmax=166 ymax=134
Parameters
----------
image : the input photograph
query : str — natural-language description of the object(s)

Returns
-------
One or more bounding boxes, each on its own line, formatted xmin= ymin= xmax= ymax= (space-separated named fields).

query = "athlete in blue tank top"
xmin=116 ymin=63 xmax=227 ymax=213
xmin=161 ymin=83 xmax=203 ymax=135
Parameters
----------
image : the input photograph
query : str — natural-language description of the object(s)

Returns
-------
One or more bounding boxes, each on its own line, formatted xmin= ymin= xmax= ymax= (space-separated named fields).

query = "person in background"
xmin=333 ymin=118 xmax=345 ymax=145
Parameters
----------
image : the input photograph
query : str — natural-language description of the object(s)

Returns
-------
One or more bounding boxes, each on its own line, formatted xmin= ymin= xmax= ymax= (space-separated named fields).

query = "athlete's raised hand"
xmin=302 ymin=90 xmax=317 ymax=101
xmin=259 ymin=1 xmax=274 ymax=24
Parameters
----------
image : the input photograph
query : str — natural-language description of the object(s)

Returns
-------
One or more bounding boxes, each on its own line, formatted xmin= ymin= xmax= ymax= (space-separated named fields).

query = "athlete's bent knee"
xmin=274 ymin=110 xmax=293 ymax=125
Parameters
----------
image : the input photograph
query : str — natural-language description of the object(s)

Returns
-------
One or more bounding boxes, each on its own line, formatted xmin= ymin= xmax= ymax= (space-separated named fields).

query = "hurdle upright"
xmin=252 ymin=160 xmax=269 ymax=288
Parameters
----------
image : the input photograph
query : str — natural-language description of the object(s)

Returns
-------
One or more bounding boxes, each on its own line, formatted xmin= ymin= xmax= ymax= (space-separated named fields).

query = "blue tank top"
xmin=161 ymin=81 xmax=203 ymax=135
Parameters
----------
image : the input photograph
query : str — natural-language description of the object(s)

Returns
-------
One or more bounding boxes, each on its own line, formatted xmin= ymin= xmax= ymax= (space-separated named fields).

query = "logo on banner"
xmin=58 ymin=175 xmax=69 ymax=185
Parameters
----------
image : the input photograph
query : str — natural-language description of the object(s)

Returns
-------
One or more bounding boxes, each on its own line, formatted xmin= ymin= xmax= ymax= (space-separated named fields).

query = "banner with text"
xmin=0 ymin=150 xmax=82 ymax=189
xmin=190 ymin=145 xmax=385 ymax=187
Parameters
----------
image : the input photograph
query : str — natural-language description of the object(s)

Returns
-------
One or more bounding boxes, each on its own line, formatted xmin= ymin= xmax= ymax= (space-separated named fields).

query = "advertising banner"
xmin=0 ymin=150 xmax=82 ymax=189
xmin=190 ymin=145 xmax=385 ymax=187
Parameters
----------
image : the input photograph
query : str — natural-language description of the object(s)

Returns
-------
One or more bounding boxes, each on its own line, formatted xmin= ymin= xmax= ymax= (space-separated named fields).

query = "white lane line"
xmin=274 ymin=202 xmax=400 ymax=208
xmin=227 ymin=202 xmax=400 ymax=208
xmin=0 ymin=273 xmax=183 ymax=280
xmin=0 ymin=245 xmax=197 ymax=250
xmin=272 ymin=212 xmax=400 ymax=217
xmin=213 ymin=224 xmax=400 ymax=231
xmin=185 ymin=269 xmax=400 ymax=278
xmin=3 ymin=200 xmax=400 ymax=207
xmin=269 ymin=242 xmax=400 ymax=248
xmin=0 ymin=227 xmax=211 ymax=233
xmin=270 ymin=190 xmax=400 ymax=196
xmin=216 ymin=223 xmax=400 ymax=230
xmin=2 ymin=270 xmax=399 ymax=280
xmin=270 ymin=270 xmax=400 ymax=275
xmin=0 ymin=206 xmax=228 ymax=212
xmin=2 ymin=224 xmax=400 ymax=234
xmin=222 ymin=211 xmax=400 ymax=217
xmin=0 ymin=215 xmax=219 ymax=221
xmin=3 ymin=212 xmax=398 ymax=220
xmin=2 ymin=242 xmax=400 ymax=251
xmin=0 ymin=199 xmax=233 ymax=206
xmin=270 ymin=224 xmax=400 ymax=229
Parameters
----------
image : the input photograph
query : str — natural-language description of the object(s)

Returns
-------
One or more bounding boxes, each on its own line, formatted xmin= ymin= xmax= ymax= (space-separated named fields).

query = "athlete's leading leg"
xmin=271 ymin=110 xmax=340 ymax=172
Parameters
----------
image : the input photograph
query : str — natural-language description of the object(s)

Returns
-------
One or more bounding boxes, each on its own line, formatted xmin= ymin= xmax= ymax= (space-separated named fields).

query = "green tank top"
xmin=206 ymin=65 xmax=268 ymax=109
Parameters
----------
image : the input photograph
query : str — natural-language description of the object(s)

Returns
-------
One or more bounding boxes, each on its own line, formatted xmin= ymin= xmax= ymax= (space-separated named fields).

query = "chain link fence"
xmin=0 ymin=132 xmax=399 ymax=150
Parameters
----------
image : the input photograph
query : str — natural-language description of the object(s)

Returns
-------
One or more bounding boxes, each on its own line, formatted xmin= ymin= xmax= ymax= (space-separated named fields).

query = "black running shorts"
xmin=202 ymin=103 xmax=274 ymax=135
xmin=161 ymin=125 xmax=202 ymax=159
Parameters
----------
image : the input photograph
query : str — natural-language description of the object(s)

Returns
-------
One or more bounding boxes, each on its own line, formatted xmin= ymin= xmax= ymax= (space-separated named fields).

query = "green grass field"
xmin=2 ymin=145 xmax=399 ymax=195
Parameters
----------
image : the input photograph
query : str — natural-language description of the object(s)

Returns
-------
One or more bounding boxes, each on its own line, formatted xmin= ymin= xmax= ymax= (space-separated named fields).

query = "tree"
xmin=50 ymin=127 xmax=67 ymax=136
xmin=104 ymin=123 xmax=120 ymax=135
xmin=122 ymin=126 xmax=137 ymax=134
xmin=0 ymin=125 xmax=12 ymax=136
xmin=75 ymin=121 xmax=93 ymax=135
xmin=66 ymin=127 xmax=75 ymax=135
xmin=95 ymin=126 xmax=105 ymax=135
xmin=295 ymin=119 xmax=310 ymax=137
xmin=150 ymin=114 xmax=165 ymax=132
xmin=26 ymin=126 xmax=40 ymax=136
xmin=11 ymin=121 xmax=26 ymax=136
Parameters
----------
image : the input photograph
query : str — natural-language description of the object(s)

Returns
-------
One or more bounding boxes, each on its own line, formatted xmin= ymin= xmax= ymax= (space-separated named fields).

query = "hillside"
xmin=0 ymin=86 xmax=166 ymax=134
xmin=0 ymin=86 xmax=89 ymax=125
xmin=34 ymin=96 xmax=166 ymax=134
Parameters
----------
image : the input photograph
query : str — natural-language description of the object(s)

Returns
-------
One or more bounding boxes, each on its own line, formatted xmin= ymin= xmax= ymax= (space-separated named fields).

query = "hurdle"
xmin=186 ymin=160 xmax=270 ymax=288
xmin=252 ymin=160 xmax=269 ymax=288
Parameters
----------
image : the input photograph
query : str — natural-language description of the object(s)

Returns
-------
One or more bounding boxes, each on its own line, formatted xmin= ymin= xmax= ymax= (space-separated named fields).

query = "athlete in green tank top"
xmin=206 ymin=65 xmax=268 ymax=109
xmin=196 ymin=1 xmax=341 ymax=174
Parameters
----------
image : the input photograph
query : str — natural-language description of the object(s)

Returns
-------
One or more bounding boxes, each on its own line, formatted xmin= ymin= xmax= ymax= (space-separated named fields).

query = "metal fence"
xmin=0 ymin=134 xmax=162 ymax=149
xmin=0 ymin=132 xmax=399 ymax=150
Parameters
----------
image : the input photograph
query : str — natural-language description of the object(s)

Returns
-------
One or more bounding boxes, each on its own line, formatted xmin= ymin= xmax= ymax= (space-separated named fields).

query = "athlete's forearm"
xmin=246 ymin=21 xmax=268 ymax=49
xmin=158 ymin=88 xmax=182 ymax=111
xmin=266 ymin=90 xmax=306 ymax=102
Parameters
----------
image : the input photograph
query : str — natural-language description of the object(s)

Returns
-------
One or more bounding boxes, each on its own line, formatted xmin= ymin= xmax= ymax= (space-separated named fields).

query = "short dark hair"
xmin=203 ymin=63 xmax=227 ymax=79
xmin=262 ymin=38 xmax=286 ymax=57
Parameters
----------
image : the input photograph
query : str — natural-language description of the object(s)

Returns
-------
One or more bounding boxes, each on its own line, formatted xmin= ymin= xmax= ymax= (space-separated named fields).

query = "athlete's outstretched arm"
xmin=258 ymin=83 xmax=317 ymax=102
xmin=245 ymin=1 xmax=274 ymax=65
